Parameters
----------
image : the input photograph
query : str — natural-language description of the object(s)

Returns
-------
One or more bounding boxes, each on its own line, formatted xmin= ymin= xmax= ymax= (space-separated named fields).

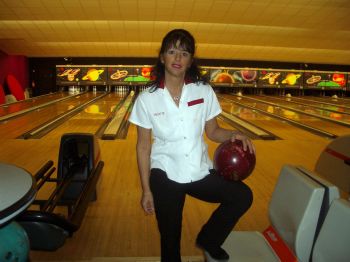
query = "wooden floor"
xmin=0 ymin=92 xmax=347 ymax=261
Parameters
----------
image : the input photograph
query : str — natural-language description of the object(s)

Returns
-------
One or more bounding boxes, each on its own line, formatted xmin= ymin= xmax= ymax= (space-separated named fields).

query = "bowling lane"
xmin=0 ymin=92 xmax=72 ymax=117
xmin=219 ymin=94 xmax=350 ymax=137
xmin=289 ymin=95 xmax=350 ymax=108
xmin=0 ymin=92 xmax=103 ymax=139
xmin=253 ymin=95 xmax=350 ymax=116
xmin=239 ymin=94 xmax=350 ymax=125
xmin=217 ymin=96 xmax=329 ymax=140
xmin=44 ymin=92 xmax=127 ymax=141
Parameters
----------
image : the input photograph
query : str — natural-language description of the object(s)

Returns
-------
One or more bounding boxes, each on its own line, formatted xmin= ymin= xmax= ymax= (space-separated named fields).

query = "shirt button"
xmin=185 ymin=154 xmax=189 ymax=157
xmin=184 ymin=136 xmax=187 ymax=139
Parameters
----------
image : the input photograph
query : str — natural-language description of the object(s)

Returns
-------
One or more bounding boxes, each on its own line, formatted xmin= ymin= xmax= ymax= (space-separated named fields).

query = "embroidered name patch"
xmin=153 ymin=112 xmax=165 ymax=116
xmin=188 ymin=98 xmax=204 ymax=107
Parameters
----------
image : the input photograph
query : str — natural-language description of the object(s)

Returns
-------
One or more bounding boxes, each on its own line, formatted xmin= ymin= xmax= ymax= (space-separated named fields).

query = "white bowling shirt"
xmin=129 ymin=81 xmax=222 ymax=183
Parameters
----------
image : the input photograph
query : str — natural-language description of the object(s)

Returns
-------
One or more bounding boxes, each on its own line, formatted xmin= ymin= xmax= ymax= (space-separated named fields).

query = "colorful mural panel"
xmin=80 ymin=67 xmax=107 ymax=85
xmin=56 ymin=67 xmax=81 ymax=85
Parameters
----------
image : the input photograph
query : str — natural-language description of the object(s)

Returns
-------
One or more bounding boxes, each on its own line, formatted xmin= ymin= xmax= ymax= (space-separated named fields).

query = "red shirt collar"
xmin=159 ymin=77 xmax=194 ymax=89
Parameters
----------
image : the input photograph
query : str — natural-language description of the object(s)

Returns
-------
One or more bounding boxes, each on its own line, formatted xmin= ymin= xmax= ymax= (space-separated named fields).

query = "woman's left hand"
xmin=231 ymin=131 xmax=256 ymax=154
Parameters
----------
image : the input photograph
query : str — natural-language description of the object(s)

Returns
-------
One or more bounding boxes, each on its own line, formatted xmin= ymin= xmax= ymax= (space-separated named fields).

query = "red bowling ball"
xmin=213 ymin=140 xmax=256 ymax=181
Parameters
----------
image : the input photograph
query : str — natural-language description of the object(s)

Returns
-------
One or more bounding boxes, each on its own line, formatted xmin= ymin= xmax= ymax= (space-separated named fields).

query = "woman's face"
xmin=160 ymin=40 xmax=193 ymax=79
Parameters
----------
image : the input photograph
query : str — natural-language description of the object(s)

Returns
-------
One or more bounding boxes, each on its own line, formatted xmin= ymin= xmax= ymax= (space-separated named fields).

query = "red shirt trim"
xmin=159 ymin=77 xmax=194 ymax=89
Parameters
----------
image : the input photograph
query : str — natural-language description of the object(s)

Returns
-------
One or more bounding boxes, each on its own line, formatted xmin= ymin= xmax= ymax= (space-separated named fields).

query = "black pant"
xmin=149 ymin=168 xmax=253 ymax=262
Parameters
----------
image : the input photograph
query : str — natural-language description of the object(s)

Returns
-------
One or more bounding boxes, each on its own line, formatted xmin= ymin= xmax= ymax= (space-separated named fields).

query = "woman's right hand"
xmin=141 ymin=191 xmax=155 ymax=215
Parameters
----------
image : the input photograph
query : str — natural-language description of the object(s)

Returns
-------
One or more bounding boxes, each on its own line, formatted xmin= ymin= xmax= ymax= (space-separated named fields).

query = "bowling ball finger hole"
xmin=6 ymin=252 xmax=14 ymax=259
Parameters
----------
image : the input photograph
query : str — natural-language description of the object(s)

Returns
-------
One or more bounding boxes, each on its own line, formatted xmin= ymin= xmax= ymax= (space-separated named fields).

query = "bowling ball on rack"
xmin=213 ymin=140 xmax=256 ymax=181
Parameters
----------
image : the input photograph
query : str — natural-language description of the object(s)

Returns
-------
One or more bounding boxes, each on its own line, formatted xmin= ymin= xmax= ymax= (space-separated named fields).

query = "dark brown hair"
xmin=149 ymin=29 xmax=207 ymax=90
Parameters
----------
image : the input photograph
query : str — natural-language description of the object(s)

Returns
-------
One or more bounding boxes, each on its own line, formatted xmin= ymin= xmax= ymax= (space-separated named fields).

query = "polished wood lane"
xmin=0 ymin=92 xmax=102 ymax=139
xmin=0 ymin=92 xmax=333 ymax=260
xmin=220 ymin=94 xmax=350 ymax=137
xmin=0 ymin=92 xmax=71 ymax=117
xmin=44 ymin=92 xmax=126 ymax=141
xmin=290 ymin=95 xmax=350 ymax=108
xmin=251 ymin=94 xmax=350 ymax=120
xmin=219 ymin=98 xmax=330 ymax=140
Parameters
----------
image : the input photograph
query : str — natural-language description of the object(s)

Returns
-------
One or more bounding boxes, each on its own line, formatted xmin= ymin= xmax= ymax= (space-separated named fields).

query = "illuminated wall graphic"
xmin=56 ymin=67 xmax=81 ymax=85
xmin=133 ymin=67 xmax=154 ymax=82
xmin=81 ymin=67 xmax=107 ymax=85
xmin=108 ymin=67 xmax=133 ymax=84
xmin=231 ymin=69 xmax=258 ymax=87
xmin=331 ymin=73 xmax=346 ymax=87
xmin=210 ymin=69 xmax=235 ymax=84
xmin=56 ymin=65 xmax=350 ymax=89
xmin=303 ymin=72 xmax=347 ymax=89
xmin=258 ymin=70 xmax=283 ymax=88
xmin=280 ymin=72 xmax=302 ymax=88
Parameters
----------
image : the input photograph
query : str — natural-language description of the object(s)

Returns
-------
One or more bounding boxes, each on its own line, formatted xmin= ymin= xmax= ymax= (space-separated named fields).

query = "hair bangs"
xmin=161 ymin=30 xmax=195 ymax=55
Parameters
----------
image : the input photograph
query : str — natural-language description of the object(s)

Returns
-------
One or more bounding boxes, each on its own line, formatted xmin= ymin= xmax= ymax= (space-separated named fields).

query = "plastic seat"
xmin=223 ymin=164 xmax=326 ymax=262
xmin=6 ymin=74 xmax=25 ymax=101
xmin=312 ymin=199 xmax=350 ymax=261
xmin=296 ymin=166 xmax=340 ymax=212
xmin=5 ymin=94 xmax=17 ymax=103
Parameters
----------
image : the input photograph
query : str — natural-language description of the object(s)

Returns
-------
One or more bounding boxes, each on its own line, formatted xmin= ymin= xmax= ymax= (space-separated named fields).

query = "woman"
xmin=129 ymin=29 xmax=254 ymax=262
